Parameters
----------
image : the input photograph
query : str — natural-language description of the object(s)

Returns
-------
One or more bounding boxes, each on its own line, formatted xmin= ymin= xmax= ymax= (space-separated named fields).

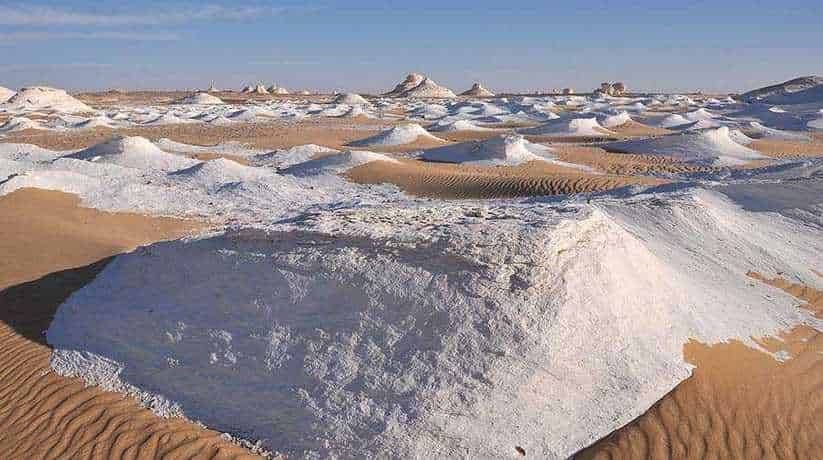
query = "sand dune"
xmin=346 ymin=158 xmax=662 ymax=198
xmin=0 ymin=188 xmax=258 ymax=459
xmin=579 ymin=272 xmax=823 ymax=460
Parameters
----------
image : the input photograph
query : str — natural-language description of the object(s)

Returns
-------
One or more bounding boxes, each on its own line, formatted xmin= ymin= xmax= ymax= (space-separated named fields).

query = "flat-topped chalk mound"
xmin=176 ymin=92 xmax=224 ymax=105
xmin=420 ymin=135 xmax=559 ymax=166
xmin=2 ymin=86 xmax=93 ymax=113
xmin=519 ymin=116 xmax=614 ymax=137
xmin=603 ymin=126 xmax=767 ymax=166
xmin=66 ymin=136 xmax=200 ymax=171
xmin=460 ymin=83 xmax=495 ymax=97
xmin=348 ymin=123 xmax=446 ymax=147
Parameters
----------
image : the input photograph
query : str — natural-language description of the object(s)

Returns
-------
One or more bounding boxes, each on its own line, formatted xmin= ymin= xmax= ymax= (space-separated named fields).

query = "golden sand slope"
xmin=346 ymin=159 xmax=664 ymax=199
xmin=0 ymin=189 xmax=258 ymax=459
xmin=749 ymin=139 xmax=823 ymax=158
xmin=578 ymin=273 xmax=823 ymax=460
xmin=609 ymin=121 xmax=672 ymax=137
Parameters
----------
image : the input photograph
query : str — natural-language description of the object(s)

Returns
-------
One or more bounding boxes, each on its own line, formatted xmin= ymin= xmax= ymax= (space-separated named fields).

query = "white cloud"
xmin=0 ymin=31 xmax=181 ymax=42
xmin=0 ymin=5 xmax=291 ymax=26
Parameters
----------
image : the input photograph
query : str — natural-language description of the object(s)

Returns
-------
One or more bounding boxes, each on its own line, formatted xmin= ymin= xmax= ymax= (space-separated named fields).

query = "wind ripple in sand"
xmin=578 ymin=273 xmax=823 ymax=460
xmin=0 ymin=189 xmax=258 ymax=460
xmin=346 ymin=159 xmax=663 ymax=198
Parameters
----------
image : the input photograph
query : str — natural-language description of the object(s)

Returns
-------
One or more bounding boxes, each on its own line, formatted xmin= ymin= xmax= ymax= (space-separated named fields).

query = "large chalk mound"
xmin=603 ymin=126 xmax=767 ymax=166
xmin=66 ymin=136 xmax=201 ymax=171
xmin=348 ymin=124 xmax=445 ymax=147
xmin=2 ymin=86 xmax=93 ymax=113
xmin=420 ymin=134 xmax=557 ymax=166
xmin=46 ymin=189 xmax=823 ymax=458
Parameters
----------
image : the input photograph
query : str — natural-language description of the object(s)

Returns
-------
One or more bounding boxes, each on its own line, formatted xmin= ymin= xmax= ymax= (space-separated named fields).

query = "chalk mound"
xmin=0 ymin=86 xmax=15 ymax=103
xmin=141 ymin=112 xmax=197 ymax=126
xmin=281 ymin=150 xmax=399 ymax=176
xmin=519 ymin=117 xmax=614 ymax=137
xmin=348 ymin=124 xmax=445 ymax=147
xmin=603 ymin=126 xmax=767 ymax=166
xmin=72 ymin=116 xmax=115 ymax=129
xmin=46 ymin=189 xmax=823 ymax=458
xmin=2 ymin=86 xmax=93 ymax=113
xmin=598 ymin=111 xmax=633 ymax=128
xmin=741 ymin=76 xmax=823 ymax=103
xmin=746 ymin=121 xmax=811 ymax=142
xmin=427 ymin=119 xmax=494 ymax=132
xmin=420 ymin=135 xmax=558 ymax=166
xmin=253 ymin=144 xmax=339 ymax=169
xmin=271 ymin=86 xmax=290 ymax=95
xmin=170 ymin=158 xmax=272 ymax=186
xmin=460 ymin=83 xmax=495 ymax=97
xmin=384 ymin=73 xmax=426 ymax=96
xmin=0 ymin=116 xmax=42 ymax=133
xmin=176 ymin=93 xmax=224 ymax=105
xmin=66 ymin=136 xmax=201 ymax=171
xmin=333 ymin=93 xmax=369 ymax=105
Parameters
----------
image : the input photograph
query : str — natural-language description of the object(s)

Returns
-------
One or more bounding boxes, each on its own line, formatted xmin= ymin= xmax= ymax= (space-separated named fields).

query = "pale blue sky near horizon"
xmin=1 ymin=1 xmax=821 ymax=94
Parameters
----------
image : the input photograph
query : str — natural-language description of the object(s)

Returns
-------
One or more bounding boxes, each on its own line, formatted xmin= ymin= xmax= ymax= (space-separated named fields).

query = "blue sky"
xmin=1 ymin=1 xmax=822 ymax=93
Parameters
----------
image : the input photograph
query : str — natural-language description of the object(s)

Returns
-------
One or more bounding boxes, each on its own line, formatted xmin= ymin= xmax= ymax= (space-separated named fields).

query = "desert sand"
xmin=1 ymin=77 xmax=822 ymax=458
xmin=347 ymin=158 xmax=663 ymax=198
xmin=0 ymin=188 xmax=258 ymax=459
xmin=579 ymin=273 xmax=823 ymax=460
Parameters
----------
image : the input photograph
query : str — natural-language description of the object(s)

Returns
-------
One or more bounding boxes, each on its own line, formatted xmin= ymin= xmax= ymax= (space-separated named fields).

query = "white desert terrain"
xmin=1 ymin=74 xmax=822 ymax=459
